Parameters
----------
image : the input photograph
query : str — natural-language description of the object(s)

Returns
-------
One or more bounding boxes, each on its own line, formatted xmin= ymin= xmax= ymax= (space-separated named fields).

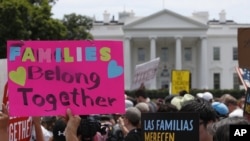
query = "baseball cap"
xmin=171 ymin=94 xmax=195 ymax=110
xmin=212 ymin=102 xmax=229 ymax=117
xmin=197 ymin=92 xmax=213 ymax=101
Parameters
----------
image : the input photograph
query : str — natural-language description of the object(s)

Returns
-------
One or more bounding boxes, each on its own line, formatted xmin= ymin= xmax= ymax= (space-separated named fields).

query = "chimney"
xmin=103 ymin=10 xmax=110 ymax=24
xmin=219 ymin=10 xmax=226 ymax=23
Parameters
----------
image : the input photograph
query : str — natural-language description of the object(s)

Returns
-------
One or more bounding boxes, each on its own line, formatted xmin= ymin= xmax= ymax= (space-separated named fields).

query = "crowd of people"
xmin=0 ymin=87 xmax=249 ymax=141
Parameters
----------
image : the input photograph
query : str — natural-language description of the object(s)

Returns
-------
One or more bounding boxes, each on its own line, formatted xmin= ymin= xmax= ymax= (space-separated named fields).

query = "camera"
xmin=77 ymin=115 xmax=124 ymax=141
xmin=77 ymin=115 xmax=103 ymax=141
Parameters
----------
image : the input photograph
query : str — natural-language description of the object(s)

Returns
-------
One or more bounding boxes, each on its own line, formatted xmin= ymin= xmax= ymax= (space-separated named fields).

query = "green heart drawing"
xmin=9 ymin=67 xmax=26 ymax=86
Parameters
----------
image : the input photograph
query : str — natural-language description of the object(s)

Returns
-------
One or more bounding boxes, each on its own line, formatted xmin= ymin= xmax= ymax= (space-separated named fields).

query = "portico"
xmin=124 ymin=34 xmax=208 ymax=90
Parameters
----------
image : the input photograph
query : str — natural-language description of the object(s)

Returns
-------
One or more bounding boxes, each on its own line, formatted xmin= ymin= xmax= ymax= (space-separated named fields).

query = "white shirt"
xmin=229 ymin=108 xmax=243 ymax=117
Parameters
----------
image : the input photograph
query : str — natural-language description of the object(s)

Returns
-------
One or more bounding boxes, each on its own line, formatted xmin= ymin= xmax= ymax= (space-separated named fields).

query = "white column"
xmin=124 ymin=36 xmax=132 ymax=90
xmin=150 ymin=36 xmax=156 ymax=59
xmin=200 ymin=36 xmax=208 ymax=89
xmin=149 ymin=36 xmax=157 ymax=89
xmin=175 ymin=36 xmax=182 ymax=70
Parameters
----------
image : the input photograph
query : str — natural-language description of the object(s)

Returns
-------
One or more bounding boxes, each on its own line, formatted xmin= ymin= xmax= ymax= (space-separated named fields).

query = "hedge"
xmin=125 ymin=89 xmax=246 ymax=100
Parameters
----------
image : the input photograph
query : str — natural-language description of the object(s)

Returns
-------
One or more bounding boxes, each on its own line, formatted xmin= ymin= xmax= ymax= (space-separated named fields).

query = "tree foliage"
xmin=0 ymin=0 xmax=65 ymax=58
xmin=62 ymin=13 xmax=93 ymax=40
xmin=28 ymin=0 xmax=58 ymax=5
xmin=0 ymin=0 xmax=94 ymax=59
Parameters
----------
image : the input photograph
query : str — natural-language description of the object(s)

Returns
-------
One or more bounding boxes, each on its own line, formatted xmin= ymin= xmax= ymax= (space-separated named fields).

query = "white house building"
xmin=90 ymin=9 xmax=250 ymax=91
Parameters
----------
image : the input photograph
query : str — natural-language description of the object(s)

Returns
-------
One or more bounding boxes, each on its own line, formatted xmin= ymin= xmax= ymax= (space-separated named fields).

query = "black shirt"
xmin=124 ymin=128 xmax=142 ymax=141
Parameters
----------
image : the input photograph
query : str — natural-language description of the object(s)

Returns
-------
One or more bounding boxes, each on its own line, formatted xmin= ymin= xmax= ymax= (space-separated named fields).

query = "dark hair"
xmin=157 ymin=103 xmax=178 ymax=112
xmin=41 ymin=116 xmax=57 ymax=132
xmin=134 ymin=89 xmax=147 ymax=98
xmin=212 ymin=117 xmax=250 ymax=141
xmin=179 ymin=98 xmax=217 ymax=127
xmin=179 ymin=90 xmax=188 ymax=96
xmin=164 ymin=95 xmax=175 ymax=103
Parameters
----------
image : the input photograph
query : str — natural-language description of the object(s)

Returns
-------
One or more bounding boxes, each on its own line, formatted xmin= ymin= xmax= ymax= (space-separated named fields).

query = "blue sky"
xmin=51 ymin=0 xmax=250 ymax=23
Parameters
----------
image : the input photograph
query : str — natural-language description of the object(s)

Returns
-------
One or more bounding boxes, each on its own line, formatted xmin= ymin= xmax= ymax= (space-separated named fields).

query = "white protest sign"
xmin=0 ymin=59 xmax=7 ymax=102
xmin=131 ymin=57 xmax=160 ymax=90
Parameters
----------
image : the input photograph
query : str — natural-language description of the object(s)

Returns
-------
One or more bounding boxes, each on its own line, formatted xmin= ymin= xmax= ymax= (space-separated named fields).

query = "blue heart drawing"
xmin=108 ymin=60 xmax=123 ymax=78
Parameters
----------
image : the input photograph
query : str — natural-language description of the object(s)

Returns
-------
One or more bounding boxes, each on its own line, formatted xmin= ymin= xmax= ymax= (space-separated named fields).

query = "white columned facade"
xmin=200 ymin=36 xmax=208 ymax=89
xmin=124 ymin=36 xmax=131 ymax=90
xmin=149 ymin=36 xmax=157 ymax=89
xmin=175 ymin=36 xmax=182 ymax=70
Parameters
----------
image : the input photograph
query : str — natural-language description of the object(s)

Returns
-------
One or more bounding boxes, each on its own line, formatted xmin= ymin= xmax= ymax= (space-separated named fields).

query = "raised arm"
xmin=64 ymin=108 xmax=81 ymax=141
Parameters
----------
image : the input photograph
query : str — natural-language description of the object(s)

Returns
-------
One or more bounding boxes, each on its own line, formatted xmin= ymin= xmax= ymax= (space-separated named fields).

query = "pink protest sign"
xmin=7 ymin=40 xmax=125 ymax=116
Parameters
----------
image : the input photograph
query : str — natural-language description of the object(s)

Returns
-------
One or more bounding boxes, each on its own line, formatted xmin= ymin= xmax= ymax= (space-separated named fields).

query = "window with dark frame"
xmin=233 ymin=73 xmax=240 ymax=89
xmin=213 ymin=47 xmax=220 ymax=61
xmin=138 ymin=47 xmax=145 ymax=61
xmin=161 ymin=47 xmax=168 ymax=62
xmin=184 ymin=47 xmax=192 ymax=61
xmin=233 ymin=47 xmax=238 ymax=61
xmin=213 ymin=73 xmax=220 ymax=89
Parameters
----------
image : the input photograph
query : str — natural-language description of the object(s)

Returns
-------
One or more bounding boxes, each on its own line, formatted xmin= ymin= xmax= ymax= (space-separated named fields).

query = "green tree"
xmin=0 ymin=0 xmax=66 ymax=58
xmin=62 ymin=13 xmax=93 ymax=40
xmin=28 ymin=0 xmax=67 ymax=40
xmin=28 ymin=0 xmax=58 ymax=5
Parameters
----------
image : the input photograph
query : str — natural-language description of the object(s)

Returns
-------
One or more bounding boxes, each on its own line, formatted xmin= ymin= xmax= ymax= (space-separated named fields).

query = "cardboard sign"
xmin=141 ymin=112 xmax=199 ymax=141
xmin=171 ymin=70 xmax=190 ymax=95
xmin=238 ymin=28 xmax=250 ymax=70
xmin=131 ymin=57 xmax=160 ymax=90
xmin=0 ymin=59 xmax=7 ymax=102
xmin=244 ymin=88 xmax=250 ymax=121
xmin=7 ymin=40 xmax=124 ymax=116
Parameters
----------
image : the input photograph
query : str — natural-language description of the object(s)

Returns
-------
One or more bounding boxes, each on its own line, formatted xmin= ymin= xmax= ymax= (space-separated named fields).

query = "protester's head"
xmin=134 ymin=89 xmax=148 ymax=103
xmin=123 ymin=107 xmax=141 ymax=128
xmin=208 ymin=117 xmax=250 ymax=141
xmin=135 ymin=102 xmax=149 ymax=113
xmin=157 ymin=103 xmax=178 ymax=112
xmin=170 ymin=94 xmax=195 ymax=110
xmin=41 ymin=116 xmax=57 ymax=132
xmin=179 ymin=90 xmax=188 ymax=96
xmin=125 ymin=99 xmax=134 ymax=110
xmin=180 ymin=98 xmax=217 ymax=141
xmin=212 ymin=102 xmax=229 ymax=119
xmin=220 ymin=94 xmax=238 ymax=113
xmin=164 ymin=95 xmax=175 ymax=103
xmin=53 ymin=119 xmax=67 ymax=141
xmin=197 ymin=92 xmax=214 ymax=103
xmin=238 ymin=96 xmax=245 ymax=109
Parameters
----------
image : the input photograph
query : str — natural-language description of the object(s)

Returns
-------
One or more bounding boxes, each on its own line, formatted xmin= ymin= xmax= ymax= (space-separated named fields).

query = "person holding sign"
xmin=64 ymin=108 xmax=81 ymax=141
xmin=122 ymin=107 xmax=142 ymax=141
xmin=0 ymin=104 xmax=9 ymax=141
xmin=2 ymin=82 xmax=45 ymax=141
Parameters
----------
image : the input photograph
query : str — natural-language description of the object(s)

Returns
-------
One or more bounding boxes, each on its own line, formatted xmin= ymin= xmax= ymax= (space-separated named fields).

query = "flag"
xmin=236 ymin=67 xmax=250 ymax=90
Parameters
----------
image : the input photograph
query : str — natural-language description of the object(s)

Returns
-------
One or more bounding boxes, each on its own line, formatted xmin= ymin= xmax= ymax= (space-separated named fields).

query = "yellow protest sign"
xmin=171 ymin=70 xmax=190 ymax=95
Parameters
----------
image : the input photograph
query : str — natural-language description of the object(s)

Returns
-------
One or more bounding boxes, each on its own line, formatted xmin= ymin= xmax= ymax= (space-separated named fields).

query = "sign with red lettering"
xmin=3 ymin=83 xmax=33 ymax=141
xmin=131 ymin=57 xmax=160 ymax=90
xmin=7 ymin=40 xmax=124 ymax=116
